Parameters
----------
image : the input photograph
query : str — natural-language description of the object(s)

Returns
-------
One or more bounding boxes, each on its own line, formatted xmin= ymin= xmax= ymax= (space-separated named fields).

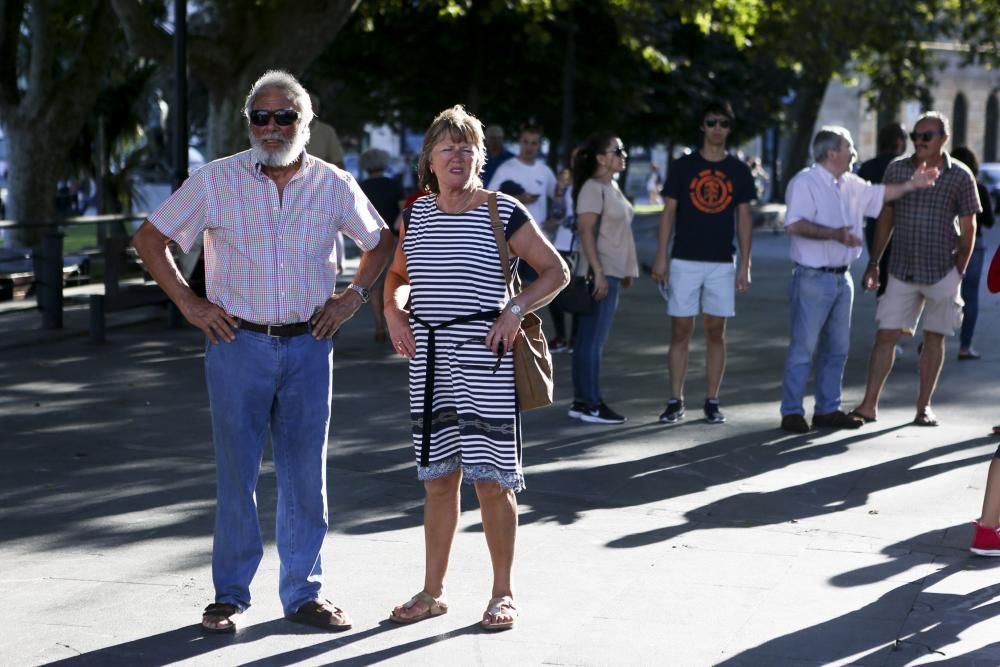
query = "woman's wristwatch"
xmin=507 ymin=300 xmax=525 ymax=321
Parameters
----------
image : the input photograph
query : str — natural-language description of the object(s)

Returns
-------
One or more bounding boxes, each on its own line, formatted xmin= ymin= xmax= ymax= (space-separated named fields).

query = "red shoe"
xmin=970 ymin=522 xmax=1000 ymax=556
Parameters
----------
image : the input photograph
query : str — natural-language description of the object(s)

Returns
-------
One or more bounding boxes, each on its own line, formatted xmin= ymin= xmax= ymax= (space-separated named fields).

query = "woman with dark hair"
xmin=950 ymin=146 xmax=995 ymax=360
xmin=383 ymin=105 xmax=568 ymax=630
xmin=567 ymin=132 xmax=639 ymax=424
xmin=359 ymin=148 xmax=406 ymax=342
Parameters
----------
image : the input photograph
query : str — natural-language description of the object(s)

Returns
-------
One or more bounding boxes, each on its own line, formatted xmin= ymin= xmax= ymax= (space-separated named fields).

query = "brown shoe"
xmin=813 ymin=410 xmax=864 ymax=430
xmin=781 ymin=414 xmax=811 ymax=433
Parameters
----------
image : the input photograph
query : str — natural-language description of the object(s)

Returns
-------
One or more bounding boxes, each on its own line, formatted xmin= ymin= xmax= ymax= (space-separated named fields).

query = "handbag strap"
xmin=488 ymin=192 xmax=519 ymax=298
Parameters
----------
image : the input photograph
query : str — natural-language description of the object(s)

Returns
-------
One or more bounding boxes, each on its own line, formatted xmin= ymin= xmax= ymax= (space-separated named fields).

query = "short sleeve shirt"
xmin=883 ymin=153 xmax=981 ymax=284
xmin=662 ymin=152 xmax=755 ymax=262
xmin=148 ymin=149 xmax=385 ymax=324
xmin=576 ymin=179 xmax=639 ymax=279
xmin=784 ymin=164 xmax=885 ymax=268
xmin=486 ymin=158 xmax=557 ymax=226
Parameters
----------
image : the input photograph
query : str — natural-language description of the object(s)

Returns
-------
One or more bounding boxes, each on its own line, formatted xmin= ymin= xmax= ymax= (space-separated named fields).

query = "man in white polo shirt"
xmin=780 ymin=126 xmax=937 ymax=433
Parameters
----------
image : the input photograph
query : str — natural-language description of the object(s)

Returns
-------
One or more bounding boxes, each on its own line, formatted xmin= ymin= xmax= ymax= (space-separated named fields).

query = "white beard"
xmin=249 ymin=125 xmax=311 ymax=167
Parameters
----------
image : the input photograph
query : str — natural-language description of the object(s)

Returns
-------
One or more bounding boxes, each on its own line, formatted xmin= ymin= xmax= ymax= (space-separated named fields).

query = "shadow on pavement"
xmin=717 ymin=527 xmax=1000 ymax=665
xmin=607 ymin=436 xmax=995 ymax=548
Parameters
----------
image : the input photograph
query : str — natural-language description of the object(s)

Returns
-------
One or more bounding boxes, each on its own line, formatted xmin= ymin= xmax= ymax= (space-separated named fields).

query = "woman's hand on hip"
xmin=486 ymin=311 xmax=522 ymax=355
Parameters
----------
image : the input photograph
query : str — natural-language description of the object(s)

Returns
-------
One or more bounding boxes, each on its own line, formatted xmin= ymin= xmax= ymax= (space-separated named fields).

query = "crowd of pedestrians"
xmin=131 ymin=67 xmax=1000 ymax=638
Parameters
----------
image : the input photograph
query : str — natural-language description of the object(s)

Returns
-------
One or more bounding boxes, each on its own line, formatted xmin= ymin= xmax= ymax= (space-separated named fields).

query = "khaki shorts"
xmin=875 ymin=269 xmax=964 ymax=336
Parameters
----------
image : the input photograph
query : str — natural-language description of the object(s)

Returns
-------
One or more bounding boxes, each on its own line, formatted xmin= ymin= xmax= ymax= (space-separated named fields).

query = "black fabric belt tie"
xmin=411 ymin=308 xmax=501 ymax=466
xmin=800 ymin=264 xmax=848 ymax=274
xmin=236 ymin=319 xmax=311 ymax=337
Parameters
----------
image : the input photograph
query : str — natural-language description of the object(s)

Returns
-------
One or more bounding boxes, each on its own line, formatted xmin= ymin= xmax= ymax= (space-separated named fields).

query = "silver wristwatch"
xmin=347 ymin=283 xmax=370 ymax=303
xmin=508 ymin=300 xmax=525 ymax=320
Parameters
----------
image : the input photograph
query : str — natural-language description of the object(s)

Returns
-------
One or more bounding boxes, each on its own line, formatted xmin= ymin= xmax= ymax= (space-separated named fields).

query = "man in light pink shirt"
xmin=132 ymin=70 xmax=394 ymax=633
xmin=779 ymin=126 xmax=937 ymax=434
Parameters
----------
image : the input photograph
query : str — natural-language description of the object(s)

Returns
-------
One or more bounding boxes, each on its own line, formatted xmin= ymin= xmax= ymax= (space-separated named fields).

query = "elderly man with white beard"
xmin=132 ymin=70 xmax=394 ymax=633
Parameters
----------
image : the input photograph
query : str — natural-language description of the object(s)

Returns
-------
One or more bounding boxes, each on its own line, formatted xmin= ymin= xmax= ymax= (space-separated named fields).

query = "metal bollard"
xmin=89 ymin=294 xmax=105 ymax=343
xmin=35 ymin=230 xmax=65 ymax=329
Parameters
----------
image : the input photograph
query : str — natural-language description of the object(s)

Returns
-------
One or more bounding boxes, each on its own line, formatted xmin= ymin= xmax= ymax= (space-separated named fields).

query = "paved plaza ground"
xmin=3 ymin=227 xmax=1000 ymax=665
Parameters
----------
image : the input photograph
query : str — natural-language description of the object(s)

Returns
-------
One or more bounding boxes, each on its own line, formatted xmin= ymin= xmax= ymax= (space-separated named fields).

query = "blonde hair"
xmin=417 ymin=105 xmax=486 ymax=194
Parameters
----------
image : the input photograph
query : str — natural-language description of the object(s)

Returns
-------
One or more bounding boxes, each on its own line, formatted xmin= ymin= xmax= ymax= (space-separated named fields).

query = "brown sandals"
xmin=286 ymin=599 xmax=353 ymax=631
xmin=389 ymin=591 xmax=449 ymax=624
xmin=201 ymin=602 xmax=241 ymax=634
xmin=480 ymin=595 xmax=517 ymax=631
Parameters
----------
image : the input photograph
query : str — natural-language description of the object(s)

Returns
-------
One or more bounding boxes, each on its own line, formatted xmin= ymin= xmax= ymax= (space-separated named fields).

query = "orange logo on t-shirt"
xmin=688 ymin=169 xmax=734 ymax=214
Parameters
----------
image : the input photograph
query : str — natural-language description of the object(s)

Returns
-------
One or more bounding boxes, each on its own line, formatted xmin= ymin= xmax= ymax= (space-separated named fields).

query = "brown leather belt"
xmin=236 ymin=319 xmax=311 ymax=337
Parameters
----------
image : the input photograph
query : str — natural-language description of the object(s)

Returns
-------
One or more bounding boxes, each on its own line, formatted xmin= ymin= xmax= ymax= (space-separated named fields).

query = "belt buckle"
xmin=266 ymin=324 xmax=279 ymax=337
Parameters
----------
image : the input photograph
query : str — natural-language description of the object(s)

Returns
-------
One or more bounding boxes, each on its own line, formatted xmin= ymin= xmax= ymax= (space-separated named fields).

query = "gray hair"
xmin=915 ymin=111 xmax=950 ymax=138
xmin=243 ymin=70 xmax=314 ymax=127
xmin=812 ymin=126 xmax=853 ymax=164
xmin=360 ymin=148 xmax=390 ymax=173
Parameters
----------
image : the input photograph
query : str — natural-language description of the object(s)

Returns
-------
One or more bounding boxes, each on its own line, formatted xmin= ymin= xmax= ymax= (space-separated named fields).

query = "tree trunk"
xmin=207 ymin=88 xmax=246 ymax=161
xmin=5 ymin=122 xmax=63 ymax=247
xmin=0 ymin=0 xmax=118 ymax=246
xmin=112 ymin=0 xmax=362 ymax=162
xmin=779 ymin=74 xmax=830 ymax=200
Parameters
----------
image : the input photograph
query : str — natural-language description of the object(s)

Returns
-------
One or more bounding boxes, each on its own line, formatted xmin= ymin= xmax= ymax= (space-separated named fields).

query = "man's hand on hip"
xmin=180 ymin=297 xmax=237 ymax=344
xmin=310 ymin=291 xmax=362 ymax=339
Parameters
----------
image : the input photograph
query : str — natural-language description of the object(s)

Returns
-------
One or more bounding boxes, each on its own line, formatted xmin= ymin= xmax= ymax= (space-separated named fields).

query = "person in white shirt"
xmin=487 ymin=123 xmax=557 ymax=233
xmin=779 ymin=126 xmax=938 ymax=434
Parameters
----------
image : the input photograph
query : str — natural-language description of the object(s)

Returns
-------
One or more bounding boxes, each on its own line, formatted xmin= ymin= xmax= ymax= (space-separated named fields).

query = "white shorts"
xmin=875 ymin=269 xmax=964 ymax=336
xmin=664 ymin=258 xmax=736 ymax=317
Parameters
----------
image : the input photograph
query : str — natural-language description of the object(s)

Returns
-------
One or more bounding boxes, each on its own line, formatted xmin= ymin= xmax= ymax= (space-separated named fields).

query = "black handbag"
xmin=553 ymin=188 xmax=604 ymax=315
xmin=555 ymin=274 xmax=594 ymax=314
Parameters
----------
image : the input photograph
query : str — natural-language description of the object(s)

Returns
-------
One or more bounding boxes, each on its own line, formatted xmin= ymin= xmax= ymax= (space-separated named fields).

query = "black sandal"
xmin=287 ymin=599 xmax=352 ymax=632
xmin=201 ymin=602 xmax=241 ymax=634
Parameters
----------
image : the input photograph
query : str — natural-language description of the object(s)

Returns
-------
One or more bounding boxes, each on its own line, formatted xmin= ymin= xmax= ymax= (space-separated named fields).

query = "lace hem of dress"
xmin=417 ymin=454 xmax=525 ymax=492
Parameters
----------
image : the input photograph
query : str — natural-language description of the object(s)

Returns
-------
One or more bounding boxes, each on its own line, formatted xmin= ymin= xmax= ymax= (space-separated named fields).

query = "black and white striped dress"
xmin=403 ymin=193 xmax=530 ymax=491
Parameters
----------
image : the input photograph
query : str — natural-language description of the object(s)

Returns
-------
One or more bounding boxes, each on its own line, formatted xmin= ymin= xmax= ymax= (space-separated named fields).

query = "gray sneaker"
xmin=703 ymin=400 xmax=726 ymax=424
xmin=659 ymin=400 xmax=685 ymax=424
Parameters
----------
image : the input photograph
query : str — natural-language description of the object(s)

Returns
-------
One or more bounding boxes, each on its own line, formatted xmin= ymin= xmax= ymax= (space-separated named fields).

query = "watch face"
xmin=350 ymin=284 xmax=370 ymax=302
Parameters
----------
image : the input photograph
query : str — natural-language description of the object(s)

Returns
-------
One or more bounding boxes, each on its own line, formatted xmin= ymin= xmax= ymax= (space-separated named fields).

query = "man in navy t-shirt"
xmin=651 ymin=100 xmax=754 ymax=426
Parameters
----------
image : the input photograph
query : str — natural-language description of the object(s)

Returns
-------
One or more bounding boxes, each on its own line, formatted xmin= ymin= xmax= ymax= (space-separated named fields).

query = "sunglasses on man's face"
xmin=249 ymin=109 xmax=300 ymax=127
xmin=704 ymin=118 xmax=731 ymax=129
xmin=910 ymin=130 xmax=944 ymax=143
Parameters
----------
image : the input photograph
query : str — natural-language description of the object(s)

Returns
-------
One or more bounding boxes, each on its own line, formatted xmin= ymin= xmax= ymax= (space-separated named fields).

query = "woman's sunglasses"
xmin=704 ymin=118 xmax=731 ymax=129
xmin=248 ymin=109 xmax=300 ymax=127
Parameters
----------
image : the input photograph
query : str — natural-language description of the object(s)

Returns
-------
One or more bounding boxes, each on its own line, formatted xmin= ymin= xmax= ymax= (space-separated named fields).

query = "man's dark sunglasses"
xmin=249 ymin=109 xmax=300 ymax=127
xmin=705 ymin=118 xmax=731 ymax=129
xmin=910 ymin=130 xmax=944 ymax=143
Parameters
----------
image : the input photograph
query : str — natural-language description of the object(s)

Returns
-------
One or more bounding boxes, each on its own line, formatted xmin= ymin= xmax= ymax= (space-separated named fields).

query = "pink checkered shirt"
xmin=149 ymin=150 xmax=385 ymax=324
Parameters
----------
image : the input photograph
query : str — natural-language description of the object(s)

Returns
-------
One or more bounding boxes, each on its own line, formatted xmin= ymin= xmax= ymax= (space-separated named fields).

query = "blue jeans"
xmin=572 ymin=277 xmax=620 ymax=406
xmin=781 ymin=266 xmax=853 ymax=416
xmin=204 ymin=329 xmax=334 ymax=615
xmin=960 ymin=246 xmax=985 ymax=349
